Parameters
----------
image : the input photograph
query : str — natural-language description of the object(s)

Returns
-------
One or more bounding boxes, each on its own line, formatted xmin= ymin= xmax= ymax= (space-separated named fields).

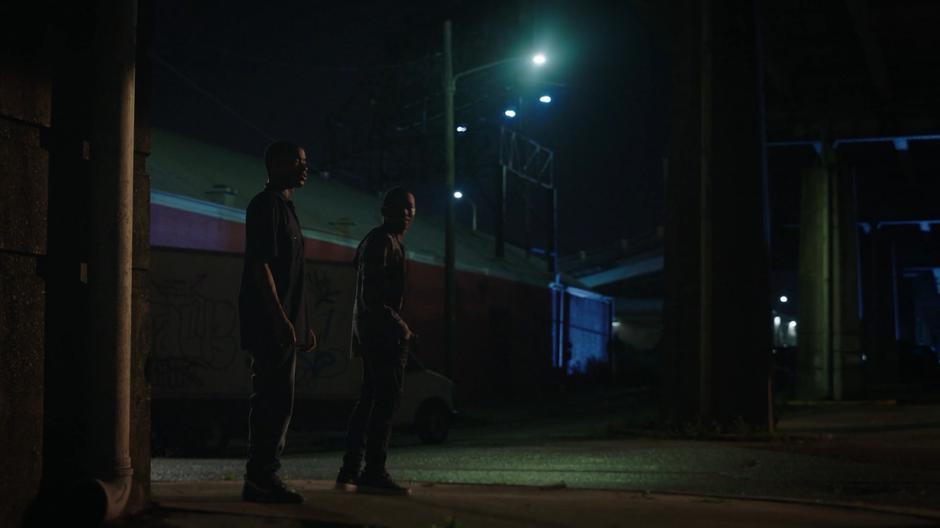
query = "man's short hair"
xmin=382 ymin=187 xmax=413 ymax=208
xmin=264 ymin=140 xmax=301 ymax=171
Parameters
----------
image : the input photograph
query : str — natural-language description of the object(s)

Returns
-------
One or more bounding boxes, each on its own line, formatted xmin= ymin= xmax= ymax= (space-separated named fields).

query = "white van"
xmin=149 ymin=248 xmax=455 ymax=453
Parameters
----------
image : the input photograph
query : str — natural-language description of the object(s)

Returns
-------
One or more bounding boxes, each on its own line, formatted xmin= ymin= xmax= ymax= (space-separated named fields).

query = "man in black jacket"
xmin=336 ymin=187 xmax=416 ymax=495
xmin=239 ymin=140 xmax=317 ymax=503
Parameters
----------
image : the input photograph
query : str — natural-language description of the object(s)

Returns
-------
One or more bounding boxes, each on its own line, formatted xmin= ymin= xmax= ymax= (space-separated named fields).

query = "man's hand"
xmin=304 ymin=328 xmax=318 ymax=353
xmin=276 ymin=317 xmax=297 ymax=348
xmin=401 ymin=323 xmax=414 ymax=342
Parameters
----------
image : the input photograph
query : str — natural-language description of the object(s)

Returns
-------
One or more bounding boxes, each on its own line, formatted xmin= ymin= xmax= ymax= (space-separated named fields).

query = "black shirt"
xmin=238 ymin=187 xmax=308 ymax=350
xmin=350 ymin=225 xmax=409 ymax=355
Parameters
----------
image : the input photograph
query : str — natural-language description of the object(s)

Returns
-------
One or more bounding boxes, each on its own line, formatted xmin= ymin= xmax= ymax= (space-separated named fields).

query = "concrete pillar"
xmin=129 ymin=1 xmax=152 ymax=509
xmin=796 ymin=161 xmax=830 ymax=399
xmin=797 ymin=151 xmax=865 ymax=400
xmin=86 ymin=0 xmax=138 ymax=520
xmin=37 ymin=3 xmax=151 ymax=522
xmin=831 ymin=166 xmax=864 ymax=399
xmin=663 ymin=0 xmax=772 ymax=429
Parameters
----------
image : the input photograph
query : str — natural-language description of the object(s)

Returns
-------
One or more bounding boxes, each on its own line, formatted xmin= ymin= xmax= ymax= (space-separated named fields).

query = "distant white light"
xmin=504 ymin=109 xmax=517 ymax=118
xmin=788 ymin=320 xmax=797 ymax=328
xmin=539 ymin=95 xmax=552 ymax=104
xmin=787 ymin=320 xmax=798 ymax=338
xmin=779 ymin=295 xmax=788 ymax=303
xmin=456 ymin=125 xmax=468 ymax=133
xmin=453 ymin=191 xmax=463 ymax=199
xmin=532 ymin=53 xmax=547 ymax=65
xmin=773 ymin=316 xmax=781 ymax=327
xmin=611 ymin=321 xmax=622 ymax=328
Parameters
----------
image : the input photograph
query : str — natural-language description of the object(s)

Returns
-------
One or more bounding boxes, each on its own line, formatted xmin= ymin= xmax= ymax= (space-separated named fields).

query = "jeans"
xmin=246 ymin=345 xmax=297 ymax=480
xmin=342 ymin=341 xmax=409 ymax=475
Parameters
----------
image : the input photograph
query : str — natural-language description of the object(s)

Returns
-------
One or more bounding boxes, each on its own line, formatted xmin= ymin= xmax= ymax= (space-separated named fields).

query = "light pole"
xmin=454 ymin=190 xmax=478 ymax=232
xmin=442 ymin=19 xmax=546 ymax=378
xmin=443 ymin=21 xmax=456 ymax=379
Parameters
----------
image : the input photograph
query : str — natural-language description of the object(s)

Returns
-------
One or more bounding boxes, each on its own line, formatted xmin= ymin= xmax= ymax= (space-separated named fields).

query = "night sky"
xmin=151 ymin=0 xmax=670 ymax=255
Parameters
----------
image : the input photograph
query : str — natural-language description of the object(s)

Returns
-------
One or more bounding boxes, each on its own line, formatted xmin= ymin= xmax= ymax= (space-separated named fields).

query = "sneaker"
xmin=334 ymin=468 xmax=359 ymax=492
xmin=356 ymin=472 xmax=411 ymax=496
xmin=242 ymin=474 xmax=305 ymax=503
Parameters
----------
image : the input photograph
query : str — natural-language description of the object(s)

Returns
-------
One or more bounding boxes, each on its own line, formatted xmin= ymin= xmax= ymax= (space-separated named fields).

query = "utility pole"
xmin=495 ymin=165 xmax=506 ymax=258
xmin=443 ymin=20 xmax=456 ymax=378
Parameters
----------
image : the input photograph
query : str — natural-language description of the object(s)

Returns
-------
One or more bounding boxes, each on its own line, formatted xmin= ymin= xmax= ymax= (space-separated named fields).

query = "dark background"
xmin=151 ymin=0 xmax=671 ymax=255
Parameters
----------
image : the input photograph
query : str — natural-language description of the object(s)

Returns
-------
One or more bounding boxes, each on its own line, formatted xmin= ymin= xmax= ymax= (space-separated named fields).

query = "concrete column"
xmin=796 ymin=161 xmax=831 ymax=399
xmin=87 ymin=0 xmax=137 ymax=520
xmin=831 ymin=166 xmax=863 ymax=399
xmin=797 ymin=152 xmax=866 ymax=401
xmin=663 ymin=0 xmax=772 ymax=429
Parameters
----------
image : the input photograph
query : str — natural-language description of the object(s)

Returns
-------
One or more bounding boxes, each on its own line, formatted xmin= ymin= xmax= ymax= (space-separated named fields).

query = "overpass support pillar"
xmin=662 ymin=0 xmax=772 ymax=430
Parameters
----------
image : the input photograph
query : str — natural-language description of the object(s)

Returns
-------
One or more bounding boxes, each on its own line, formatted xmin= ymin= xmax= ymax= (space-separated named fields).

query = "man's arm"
xmin=360 ymin=233 xmax=411 ymax=340
xmin=249 ymin=256 xmax=296 ymax=346
xmin=245 ymin=194 xmax=296 ymax=346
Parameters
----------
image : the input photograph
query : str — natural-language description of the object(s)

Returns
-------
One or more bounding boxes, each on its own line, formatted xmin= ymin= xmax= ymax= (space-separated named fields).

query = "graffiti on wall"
xmin=295 ymin=265 xmax=356 ymax=390
xmin=149 ymin=248 xmax=358 ymax=397
xmin=151 ymin=272 xmax=241 ymax=391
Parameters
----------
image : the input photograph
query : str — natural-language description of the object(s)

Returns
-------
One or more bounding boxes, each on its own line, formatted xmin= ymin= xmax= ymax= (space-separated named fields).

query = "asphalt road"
xmin=152 ymin=401 xmax=940 ymax=511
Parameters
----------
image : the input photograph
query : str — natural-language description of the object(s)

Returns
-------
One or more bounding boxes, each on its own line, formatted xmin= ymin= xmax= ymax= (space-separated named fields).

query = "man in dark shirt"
xmin=336 ymin=187 xmax=416 ymax=496
xmin=239 ymin=140 xmax=317 ymax=503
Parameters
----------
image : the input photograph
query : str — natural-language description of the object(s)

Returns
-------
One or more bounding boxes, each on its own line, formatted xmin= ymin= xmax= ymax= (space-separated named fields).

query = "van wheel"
xmin=415 ymin=401 xmax=451 ymax=444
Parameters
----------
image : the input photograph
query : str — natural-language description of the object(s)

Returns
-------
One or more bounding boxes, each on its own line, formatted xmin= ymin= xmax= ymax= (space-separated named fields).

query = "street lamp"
xmin=504 ymin=109 xmax=517 ymax=118
xmin=454 ymin=190 xmax=478 ymax=232
xmin=443 ymin=19 xmax=547 ymax=377
xmin=539 ymin=94 xmax=552 ymax=104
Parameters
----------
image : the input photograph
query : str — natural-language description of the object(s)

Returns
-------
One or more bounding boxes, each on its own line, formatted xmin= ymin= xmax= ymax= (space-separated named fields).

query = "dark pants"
xmin=342 ymin=341 xmax=408 ymax=475
xmin=246 ymin=345 xmax=297 ymax=480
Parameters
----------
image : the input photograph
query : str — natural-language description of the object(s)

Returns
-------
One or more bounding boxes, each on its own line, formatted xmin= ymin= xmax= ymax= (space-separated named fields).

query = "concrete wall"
xmin=150 ymin=203 xmax=553 ymax=404
xmin=1 ymin=2 xmax=152 ymax=523
xmin=0 ymin=7 xmax=53 ymax=525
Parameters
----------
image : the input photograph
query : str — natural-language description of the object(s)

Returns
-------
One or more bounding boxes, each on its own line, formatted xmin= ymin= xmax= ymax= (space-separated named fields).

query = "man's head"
xmin=381 ymin=187 xmax=416 ymax=234
xmin=265 ymin=140 xmax=308 ymax=190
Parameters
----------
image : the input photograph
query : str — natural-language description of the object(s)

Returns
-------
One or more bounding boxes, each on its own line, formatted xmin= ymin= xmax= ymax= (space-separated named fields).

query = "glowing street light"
xmin=443 ymin=19 xmax=550 ymax=377
xmin=453 ymin=190 xmax=477 ymax=232
xmin=779 ymin=295 xmax=788 ymax=303
xmin=539 ymin=94 xmax=552 ymax=103
xmin=504 ymin=109 xmax=517 ymax=118
xmin=456 ymin=125 xmax=468 ymax=133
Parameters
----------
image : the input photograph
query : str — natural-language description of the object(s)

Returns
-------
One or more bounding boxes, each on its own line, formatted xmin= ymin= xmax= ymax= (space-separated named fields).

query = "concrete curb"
xmin=152 ymin=479 xmax=940 ymax=523
xmin=422 ymin=482 xmax=940 ymax=522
